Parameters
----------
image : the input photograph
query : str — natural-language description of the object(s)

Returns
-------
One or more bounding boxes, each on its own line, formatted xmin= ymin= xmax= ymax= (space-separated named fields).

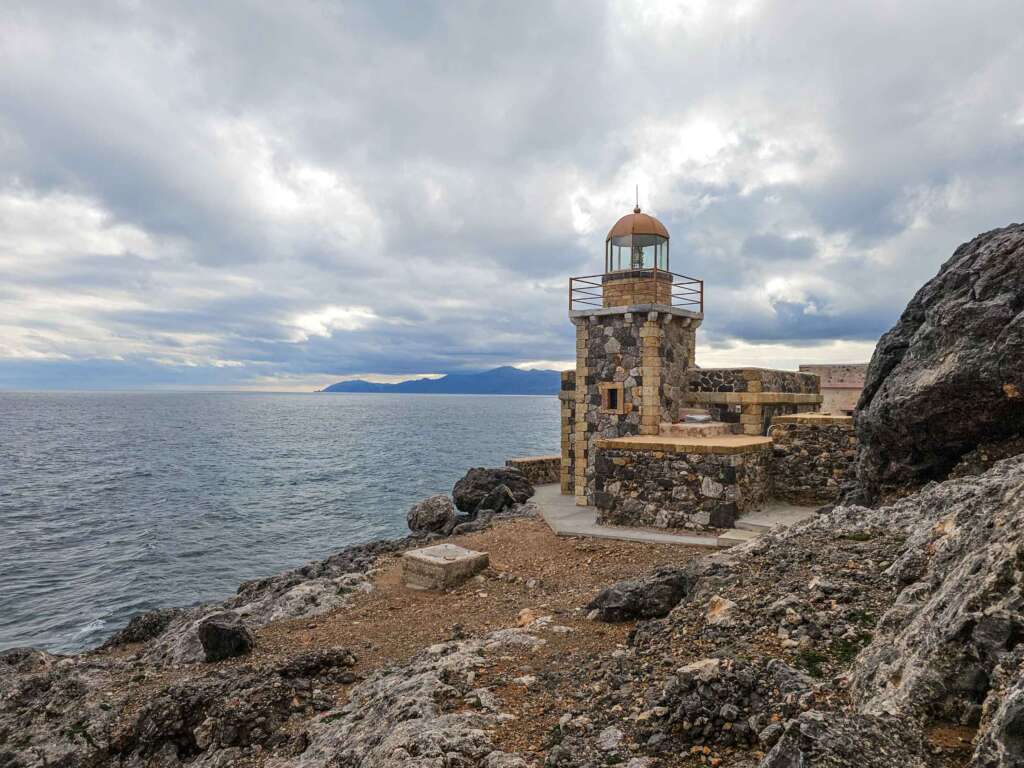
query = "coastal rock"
xmin=103 ymin=607 xmax=183 ymax=647
xmin=586 ymin=565 xmax=695 ymax=622
xmin=198 ymin=612 xmax=255 ymax=662
xmin=452 ymin=467 xmax=534 ymax=513
xmin=853 ymin=223 xmax=1024 ymax=502
xmin=406 ymin=494 xmax=455 ymax=534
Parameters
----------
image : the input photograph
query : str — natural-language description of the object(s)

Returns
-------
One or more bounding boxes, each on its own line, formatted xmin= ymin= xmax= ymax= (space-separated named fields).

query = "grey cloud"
xmin=1 ymin=0 xmax=1023 ymax=388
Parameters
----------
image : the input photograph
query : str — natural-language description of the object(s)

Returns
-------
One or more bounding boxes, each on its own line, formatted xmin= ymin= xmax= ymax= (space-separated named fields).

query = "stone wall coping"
xmin=771 ymin=413 xmax=854 ymax=426
xmin=569 ymin=304 xmax=703 ymax=321
xmin=688 ymin=391 xmax=824 ymax=405
xmin=694 ymin=367 xmax=818 ymax=376
xmin=596 ymin=434 xmax=772 ymax=455
xmin=506 ymin=455 xmax=561 ymax=463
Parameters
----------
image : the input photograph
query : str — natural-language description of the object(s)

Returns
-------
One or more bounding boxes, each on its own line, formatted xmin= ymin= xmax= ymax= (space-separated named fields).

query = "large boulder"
xmin=407 ymin=495 xmax=455 ymax=534
xmin=586 ymin=565 xmax=695 ymax=622
xmin=452 ymin=467 xmax=534 ymax=513
xmin=853 ymin=223 xmax=1024 ymax=502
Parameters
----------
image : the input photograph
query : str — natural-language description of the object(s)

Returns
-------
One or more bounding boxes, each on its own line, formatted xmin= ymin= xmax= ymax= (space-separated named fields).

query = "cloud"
xmin=0 ymin=0 xmax=1022 ymax=389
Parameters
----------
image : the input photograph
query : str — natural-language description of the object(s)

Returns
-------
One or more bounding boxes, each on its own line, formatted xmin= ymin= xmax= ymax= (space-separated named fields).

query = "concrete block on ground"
xmin=401 ymin=544 xmax=489 ymax=591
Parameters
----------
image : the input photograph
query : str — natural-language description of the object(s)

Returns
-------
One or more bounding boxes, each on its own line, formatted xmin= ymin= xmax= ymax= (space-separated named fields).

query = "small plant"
xmin=840 ymin=531 xmax=874 ymax=542
xmin=848 ymin=609 xmax=877 ymax=627
xmin=832 ymin=633 xmax=873 ymax=665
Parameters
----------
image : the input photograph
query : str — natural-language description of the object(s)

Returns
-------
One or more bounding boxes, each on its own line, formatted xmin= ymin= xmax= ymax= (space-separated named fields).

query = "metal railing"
xmin=569 ymin=269 xmax=704 ymax=313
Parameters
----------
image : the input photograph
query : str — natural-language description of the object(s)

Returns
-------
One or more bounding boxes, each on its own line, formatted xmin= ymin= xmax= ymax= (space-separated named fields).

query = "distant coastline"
xmin=320 ymin=365 xmax=561 ymax=396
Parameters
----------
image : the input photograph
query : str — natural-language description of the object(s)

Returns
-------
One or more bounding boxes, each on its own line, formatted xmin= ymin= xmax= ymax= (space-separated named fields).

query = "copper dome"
xmin=606 ymin=206 xmax=669 ymax=242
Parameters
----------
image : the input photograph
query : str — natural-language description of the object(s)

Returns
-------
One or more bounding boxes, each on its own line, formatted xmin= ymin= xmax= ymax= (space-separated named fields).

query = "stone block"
xmin=402 ymin=544 xmax=489 ymax=591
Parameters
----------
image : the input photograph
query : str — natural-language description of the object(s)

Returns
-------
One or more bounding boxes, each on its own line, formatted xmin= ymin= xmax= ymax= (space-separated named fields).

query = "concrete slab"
xmin=735 ymin=501 xmax=818 ymax=532
xmin=596 ymin=434 xmax=772 ymax=455
xmin=534 ymin=484 xmax=726 ymax=548
xmin=533 ymin=485 xmax=817 ymax=549
xmin=402 ymin=544 xmax=489 ymax=590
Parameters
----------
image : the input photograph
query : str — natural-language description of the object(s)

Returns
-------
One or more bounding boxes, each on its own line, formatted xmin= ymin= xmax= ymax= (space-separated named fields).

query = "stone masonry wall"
xmin=506 ymin=456 xmax=561 ymax=486
xmin=572 ymin=310 xmax=699 ymax=504
xmin=593 ymin=445 xmax=771 ymax=531
xmin=689 ymin=368 xmax=819 ymax=394
xmin=559 ymin=370 xmax=576 ymax=494
xmin=769 ymin=416 xmax=858 ymax=505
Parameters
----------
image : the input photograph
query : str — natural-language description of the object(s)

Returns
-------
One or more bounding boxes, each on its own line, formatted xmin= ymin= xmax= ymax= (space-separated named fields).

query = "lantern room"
xmin=604 ymin=205 xmax=670 ymax=273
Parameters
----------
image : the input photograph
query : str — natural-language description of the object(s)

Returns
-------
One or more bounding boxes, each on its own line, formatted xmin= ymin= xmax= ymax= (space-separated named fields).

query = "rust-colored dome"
xmin=606 ymin=206 xmax=669 ymax=241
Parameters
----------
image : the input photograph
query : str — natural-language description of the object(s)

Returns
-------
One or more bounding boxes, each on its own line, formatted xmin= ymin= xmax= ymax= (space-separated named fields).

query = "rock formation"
xmin=452 ymin=467 xmax=534 ymax=513
xmin=406 ymin=494 xmax=455 ymax=534
xmin=854 ymin=223 xmax=1024 ymax=502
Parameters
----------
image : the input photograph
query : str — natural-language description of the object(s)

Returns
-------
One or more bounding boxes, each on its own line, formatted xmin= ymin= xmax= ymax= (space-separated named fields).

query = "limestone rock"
xmin=853 ymin=223 xmax=1024 ymax=502
xmin=197 ymin=612 xmax=255 ymax=662
xmin=452 ymin=467 xmax=534 ymax=513
xmin=760 ymin=711 xmax=928 ymax=767
xmin=850 ymin=456 xmax=1024 ymax=725
xmin=586 ymin=565 xmax=695 ymax=622
xmin=406 ymin=494 xmax=455 ymax=533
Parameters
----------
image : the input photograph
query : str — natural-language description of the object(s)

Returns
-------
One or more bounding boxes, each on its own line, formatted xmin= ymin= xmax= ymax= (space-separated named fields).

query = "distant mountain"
xmin=320 ymin=366 xmax=561 ymax=395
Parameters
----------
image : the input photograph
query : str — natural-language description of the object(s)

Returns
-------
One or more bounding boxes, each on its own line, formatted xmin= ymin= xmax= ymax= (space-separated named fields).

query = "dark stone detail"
xmin=198 ymin=612 xmax=255 ymax=662
xmin=586 ymin=566 xmax=696 ymax=622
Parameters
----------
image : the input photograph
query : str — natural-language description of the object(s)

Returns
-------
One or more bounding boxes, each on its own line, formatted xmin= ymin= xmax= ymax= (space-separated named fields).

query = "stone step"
xmin=660 ymin=421 xmax=734 ymax=438
xmin=678 ymin=407 xmax=713 ymax=418
xmin=716 ymin=528 xmax=761 ymax=547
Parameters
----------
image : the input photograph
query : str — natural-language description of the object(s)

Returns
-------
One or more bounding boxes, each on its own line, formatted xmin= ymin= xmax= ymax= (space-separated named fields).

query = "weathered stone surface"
xmin=853 ymin=223 xmax=1024 ymax=502
xmin=294 ymin=630 xmax=543 ymax=767
xmin=760 ymin=711 xmax=927 ymax=767
xmin=406 ymin=494 xmax=455 ymax=534
xmin=401 ymin=544 xmax=489 ymax=591
xmin=586 ymin=565 xmax=695 ymax=622
xmin=452 ymin=467 xmax=534 ymax=513
xmin=197 ymin=612 xmax=255 ymax=662
xmin=850 ymin=456 xmax=1024 ymax=728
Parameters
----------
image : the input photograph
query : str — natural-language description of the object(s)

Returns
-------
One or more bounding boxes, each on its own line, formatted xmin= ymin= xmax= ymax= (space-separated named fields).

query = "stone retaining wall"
xmin=506 ymin=456 xmax=561 ymax=486
xmin=769 ymin=415 xmax=857 ymax=505
xmin=593 ymin=442 xmax=772 ymax=531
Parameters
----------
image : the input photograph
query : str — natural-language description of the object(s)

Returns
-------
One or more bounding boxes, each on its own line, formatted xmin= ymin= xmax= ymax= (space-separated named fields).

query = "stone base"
xmin=593 ymin=435 xmax=772 ymax=531
xmin=401 ymin=544 xmax=489 ymax=591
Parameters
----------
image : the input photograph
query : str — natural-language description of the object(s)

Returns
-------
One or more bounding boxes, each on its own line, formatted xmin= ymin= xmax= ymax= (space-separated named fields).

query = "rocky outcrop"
xmin=854 ymin=224 xmax=1024 ymax=502
xmin=761 ymin=712 xmax=928 ymax=768
xmin=406 ymin=495 xmax=455 ymax=534
xmin=294 ymin=630 xmax=541 ymax=767
xmin=562 ymin=456 xmax=1024 ymax=767
xmin=452 ymin=467 xmax=534 ymax=513
xmin=849 ymin=456 xmax=1024 ymax=730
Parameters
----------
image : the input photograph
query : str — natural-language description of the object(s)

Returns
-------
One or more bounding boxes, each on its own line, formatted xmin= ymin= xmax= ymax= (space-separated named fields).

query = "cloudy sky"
xmin=1 ymin=1 xmax=1022 ymax=390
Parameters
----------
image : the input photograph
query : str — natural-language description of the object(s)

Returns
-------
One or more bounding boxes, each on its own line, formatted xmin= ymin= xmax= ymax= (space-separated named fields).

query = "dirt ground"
xmin=258 ymin=516 xmax=703 ymax=685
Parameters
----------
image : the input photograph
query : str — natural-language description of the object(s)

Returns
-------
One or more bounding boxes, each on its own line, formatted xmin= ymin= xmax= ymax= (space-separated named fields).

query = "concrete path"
xmin=532 ymin=484 xmax=815 ymax=549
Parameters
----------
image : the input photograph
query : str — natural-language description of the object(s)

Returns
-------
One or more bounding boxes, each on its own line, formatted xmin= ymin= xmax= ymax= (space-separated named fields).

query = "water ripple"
xmin=0 ymin=392 xmax=558 ymax=652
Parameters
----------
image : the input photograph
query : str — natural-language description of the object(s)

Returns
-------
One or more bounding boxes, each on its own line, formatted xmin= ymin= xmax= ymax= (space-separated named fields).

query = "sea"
xmin=0 ymin=392 xmax=560 ymax=654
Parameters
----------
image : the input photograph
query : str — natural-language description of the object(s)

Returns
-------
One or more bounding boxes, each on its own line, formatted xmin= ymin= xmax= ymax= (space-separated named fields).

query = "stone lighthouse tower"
xmin=560 ymin=204 xmax=704 ymax=505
